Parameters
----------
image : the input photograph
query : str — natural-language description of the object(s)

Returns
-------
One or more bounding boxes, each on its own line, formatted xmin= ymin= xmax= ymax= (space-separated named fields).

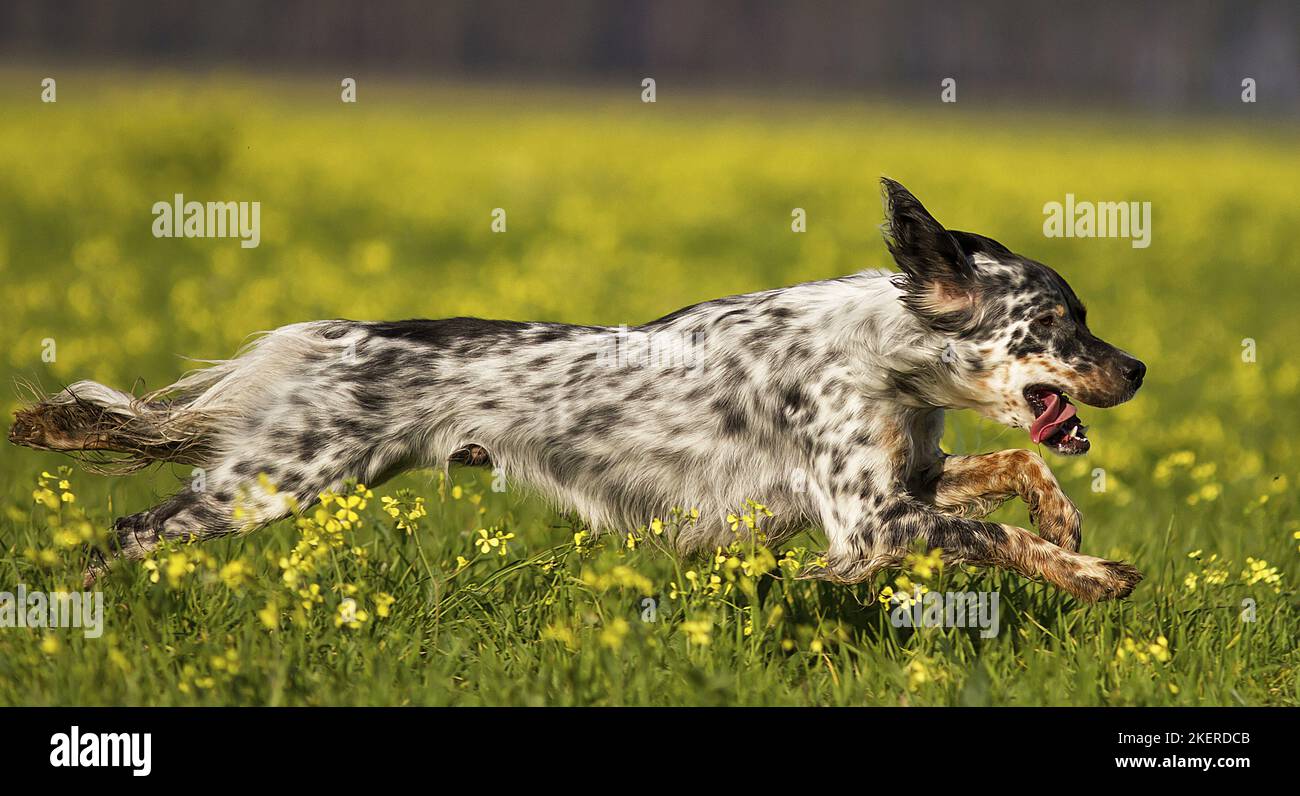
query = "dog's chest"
xmin=893 ymin=407 xmax=947 ymax=493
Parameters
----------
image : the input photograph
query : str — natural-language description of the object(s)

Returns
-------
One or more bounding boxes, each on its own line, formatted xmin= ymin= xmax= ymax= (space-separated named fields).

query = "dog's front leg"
xmin=809 ymin=496 xmax=1139 ymax=602
xmin=920 ymin=450 xmax=1081 ymax=552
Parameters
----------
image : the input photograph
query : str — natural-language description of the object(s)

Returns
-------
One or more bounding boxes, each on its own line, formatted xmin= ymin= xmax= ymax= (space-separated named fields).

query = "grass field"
xmin=1 ymin=71 xmax=1298 ymax=706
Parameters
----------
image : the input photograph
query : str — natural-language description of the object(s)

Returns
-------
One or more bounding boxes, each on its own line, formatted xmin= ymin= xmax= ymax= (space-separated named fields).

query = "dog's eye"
xmin=1033 ymin=313 xmax=1057 ymax=328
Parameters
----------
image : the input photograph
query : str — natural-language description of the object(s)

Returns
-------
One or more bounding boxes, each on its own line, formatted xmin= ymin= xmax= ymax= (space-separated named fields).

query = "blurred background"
xmin=3 ymin=0 xmax=1298 ymax=112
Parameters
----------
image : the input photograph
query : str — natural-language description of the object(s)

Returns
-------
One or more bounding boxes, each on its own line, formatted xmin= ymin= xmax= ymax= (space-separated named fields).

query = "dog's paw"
xmin=81 ymin=546 xmax=111 ymax=588
xmin=1064 ymin=558 xmax=1143 ymax=602
xmin=795 ymin=554 xmax=882 ymax=585
xmin=795 ymin=556 xmax=837 ymax=582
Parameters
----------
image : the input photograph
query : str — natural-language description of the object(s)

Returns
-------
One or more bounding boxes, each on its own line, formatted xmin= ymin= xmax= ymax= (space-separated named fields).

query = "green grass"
xmin=0 ymin=70 xmax=1298 ymax=705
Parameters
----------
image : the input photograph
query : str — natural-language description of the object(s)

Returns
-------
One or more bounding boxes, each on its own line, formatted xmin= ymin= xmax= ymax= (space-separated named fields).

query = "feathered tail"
xmin=9 ymin=322 xmax=343 ymax=474
xmin=8 ymin=376 xmax=216 ymax=474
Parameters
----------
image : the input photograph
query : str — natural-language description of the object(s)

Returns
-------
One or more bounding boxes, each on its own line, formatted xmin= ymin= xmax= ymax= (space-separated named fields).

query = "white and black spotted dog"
xmin=12 ymin=179 xmax=1146 ymax=600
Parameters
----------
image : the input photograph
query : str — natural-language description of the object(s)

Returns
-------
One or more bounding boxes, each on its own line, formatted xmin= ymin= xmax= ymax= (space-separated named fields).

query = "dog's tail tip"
xmin=9 ymin=379 xmax=209 ymax=470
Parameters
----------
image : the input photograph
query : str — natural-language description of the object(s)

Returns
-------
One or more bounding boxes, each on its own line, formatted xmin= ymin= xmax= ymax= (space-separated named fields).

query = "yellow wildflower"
xmin=681 ymin=619 xmax=712 ymax=646
xmin=599 ymin=618 xmax=630 ymax=650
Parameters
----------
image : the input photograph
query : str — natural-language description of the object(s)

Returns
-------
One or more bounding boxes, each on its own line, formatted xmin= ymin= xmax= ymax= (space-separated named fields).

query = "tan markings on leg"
xmin=932 ymin=450 xmax=1081 ymax=551
xmin=992 ymin=524 xmax=1141 ymax=602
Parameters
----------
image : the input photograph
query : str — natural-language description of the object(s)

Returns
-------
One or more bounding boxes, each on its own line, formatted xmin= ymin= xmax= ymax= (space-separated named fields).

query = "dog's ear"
xmin=881 ymin=178 xmax=974 ymax=284
xmin=880 ymin=178 xmax=979 ymax=329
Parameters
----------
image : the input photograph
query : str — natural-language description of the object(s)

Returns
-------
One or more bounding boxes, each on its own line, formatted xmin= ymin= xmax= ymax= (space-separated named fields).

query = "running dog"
xmin=10 ymin=179 xmax=1145 ymax=599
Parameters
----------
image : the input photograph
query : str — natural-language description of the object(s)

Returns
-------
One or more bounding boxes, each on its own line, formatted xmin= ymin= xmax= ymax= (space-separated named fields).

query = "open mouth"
xmin=1024 ymin=385 xmax=1089 ymax=455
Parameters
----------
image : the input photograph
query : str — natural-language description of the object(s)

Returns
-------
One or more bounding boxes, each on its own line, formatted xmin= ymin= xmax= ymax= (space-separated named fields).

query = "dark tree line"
xmin=2 ymin=0 xmax=1295 ymax=112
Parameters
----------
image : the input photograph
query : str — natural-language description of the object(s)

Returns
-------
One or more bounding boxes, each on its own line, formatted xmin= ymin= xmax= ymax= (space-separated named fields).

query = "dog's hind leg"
xmin=87 ymin=491 xmax=218 ymax=586
xmin=920 ymin=450 xmax=1081 ymax=552
xmin=84 ymin=471 xmax=300 ymax=586
xmin=448 ymin=444 xmax=492 ymax=467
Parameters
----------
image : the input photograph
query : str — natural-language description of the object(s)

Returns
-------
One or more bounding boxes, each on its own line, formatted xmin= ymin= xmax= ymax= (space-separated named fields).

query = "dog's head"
xmin=881 ymin=178 xmax=1145 ymax=455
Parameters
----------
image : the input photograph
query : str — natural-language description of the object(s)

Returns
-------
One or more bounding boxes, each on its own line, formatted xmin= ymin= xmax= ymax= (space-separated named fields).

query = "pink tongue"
xmin=1030 ymin=393 xmax=1077 ymax=444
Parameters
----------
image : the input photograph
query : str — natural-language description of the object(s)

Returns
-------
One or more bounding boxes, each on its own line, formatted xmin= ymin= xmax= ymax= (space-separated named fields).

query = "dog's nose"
xmin=1122 ymin=358 xmax=1146 ymax=389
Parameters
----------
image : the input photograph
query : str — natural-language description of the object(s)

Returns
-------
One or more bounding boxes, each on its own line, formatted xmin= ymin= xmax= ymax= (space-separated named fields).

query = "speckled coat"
xmin=10 ymin=179 xmax=1147 ymax=600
